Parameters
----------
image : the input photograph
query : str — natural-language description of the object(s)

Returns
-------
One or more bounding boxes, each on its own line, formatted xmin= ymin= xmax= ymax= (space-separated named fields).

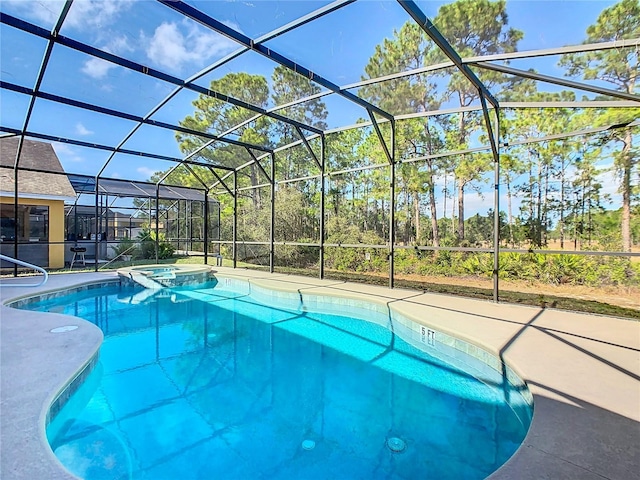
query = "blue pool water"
xmin=20 ymin=280 xmax=532 ymax=479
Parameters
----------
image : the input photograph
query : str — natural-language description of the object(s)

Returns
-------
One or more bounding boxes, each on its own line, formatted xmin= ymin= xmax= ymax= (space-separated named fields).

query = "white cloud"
xmin=3 ymin=0 xmax=133 ymax=31
xmin=81 ymin=35 xmax=133 ymax=79
xmin=65 ymin=0 xmax=135 ymax=30
xmin=144 ymin=20 xmax=238 ymax=73
xmin=136 ymin=166 xmax=157 ymax=179
xmin=81 ymin=57 xmax=114 ymax=79
xmin=75 ymin=123 xmax=94 ymax=136
xmin=2 ymin=0 xmax=63 ymax=27
xmin=52 ymin=143 xmax=84 ymax=163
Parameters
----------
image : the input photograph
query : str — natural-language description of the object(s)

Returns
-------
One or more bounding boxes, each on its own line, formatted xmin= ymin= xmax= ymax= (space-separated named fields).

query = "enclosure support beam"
xmin=12 ymin=166 xmax=18 ymax=276
xmin=270 ymin=153 xmax=276 ymax=274
xmin=473 ymin=62 xmax=640 ymax=103
xmin=204 ymin=191 xmax=209 ymax=265
xmin=368 ymin=110 xmax=393 ymax=164
xmin=206 ymin=166 xmax=234 ymax=196
xmin=94 ymin=177 xmax=99 ymax=272
xmin=480 ymin=94 xmax=501 ymax=303
xmin=9 ymin=3 xmax=72 ymax=276
xmin=319 ymin=134 xmax=326 ymax=280
xmin=13 ymin=1 xmax=73 ymax=171
xmin=295 ymin=126 xmax=322 ymax=170
xmin=398 ymin=0 xmax=499 ymax=108
xmin=233 ymin=171 xmax=238 ymax=268
xmin=245 ymin=148 xmax=272 ymax=184
xmin=389 ymin=119 xmax=396 ymax=289
xmin=155 ymin=186 xmax=160 ymax=263
xmin=183 ymin=164 xmax=209 ymax=190
xmin=492 ymin=107 xmax=500 ymax=303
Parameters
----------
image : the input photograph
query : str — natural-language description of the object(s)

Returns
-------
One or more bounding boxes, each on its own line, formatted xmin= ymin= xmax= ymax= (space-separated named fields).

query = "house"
xmin=0 ymin=137 xmax=76 ymax=268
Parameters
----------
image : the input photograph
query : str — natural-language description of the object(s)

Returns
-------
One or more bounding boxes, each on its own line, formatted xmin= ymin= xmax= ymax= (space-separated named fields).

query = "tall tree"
xmin=433 ymin=0 xmax=522 ymax=241
xmin=559 ymin=0 xmax=639 ymax=251
xmin=175 ymin=72 xmax=272 ymax=211
xmin=271 ymin=66 xmax=327 ymax=180
xmin=361 ymin=21 xmax=444 ymax=246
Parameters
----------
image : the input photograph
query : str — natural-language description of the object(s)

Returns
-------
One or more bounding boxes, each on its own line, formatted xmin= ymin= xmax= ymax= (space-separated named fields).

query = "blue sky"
xmin=0 ymin=0 xmax=626 ymax=215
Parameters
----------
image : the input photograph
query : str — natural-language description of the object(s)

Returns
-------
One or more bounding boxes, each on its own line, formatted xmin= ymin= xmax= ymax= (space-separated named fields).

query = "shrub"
xmin=135 ymin=228 xmax=175 ymax=260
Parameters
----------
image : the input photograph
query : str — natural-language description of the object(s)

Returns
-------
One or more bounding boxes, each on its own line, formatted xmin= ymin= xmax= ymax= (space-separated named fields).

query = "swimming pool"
xmin=17 ymin=276 xmax=532 ymax=479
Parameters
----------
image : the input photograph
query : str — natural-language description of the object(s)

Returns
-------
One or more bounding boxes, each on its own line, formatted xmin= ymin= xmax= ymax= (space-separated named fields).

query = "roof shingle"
xmin=0 ymin=137 xmax=76 ymax=198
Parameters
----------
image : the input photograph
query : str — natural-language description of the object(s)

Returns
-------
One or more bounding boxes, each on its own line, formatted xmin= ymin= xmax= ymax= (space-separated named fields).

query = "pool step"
xmin=128 ymin=272 xmax=165 ymax=290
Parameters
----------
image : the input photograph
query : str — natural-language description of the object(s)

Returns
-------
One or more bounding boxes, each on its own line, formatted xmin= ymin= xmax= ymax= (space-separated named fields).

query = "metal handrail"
xmin=0 ymin=254 xmax=49 ymax=287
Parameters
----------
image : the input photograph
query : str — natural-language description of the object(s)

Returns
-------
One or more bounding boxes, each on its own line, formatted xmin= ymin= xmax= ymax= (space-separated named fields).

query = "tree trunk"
xmin=405 ymin=187 xmax=412 ymax=244
xmin=457 ymin=182 xmax=465 ymax=242
xmin=413 ymin=193 xmax=420 ymax=243
xmin=536 ymin=152 xmax=542 ymax=247
xmin=506 ymin=179 xmax=514 ymax=246
xmin=621 ymin=128 xmax=632 ymax=252
xmin=251 ymin=164 xmax=261 ymax=209
xmin=427 ymin=163 xmax=439 ymax=247
xmin=451 ymin=178 xmax=456 ymax=237
xmin=443 ymin=173 xmax=447 ymax=235
xmin=542 ymin=159 xmax=550 ymax=246
xmin=559 ymin=173 xmax=565 ymax=250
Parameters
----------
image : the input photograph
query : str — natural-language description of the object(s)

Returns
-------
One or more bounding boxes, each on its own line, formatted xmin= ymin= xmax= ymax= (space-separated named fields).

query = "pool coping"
xmin=1 ymin=268 xmax=639 ymax=479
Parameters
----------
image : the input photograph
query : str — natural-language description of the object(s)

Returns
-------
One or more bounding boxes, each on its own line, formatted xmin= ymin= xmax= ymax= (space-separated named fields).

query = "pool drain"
xmin=386 ymin=437 xmax=406 ymax=453
xmin=301 ymin=439 xmax=316 ymax=451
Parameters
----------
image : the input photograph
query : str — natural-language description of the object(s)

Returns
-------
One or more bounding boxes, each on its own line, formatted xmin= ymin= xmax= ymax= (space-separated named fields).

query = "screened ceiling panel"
xmin=190 ymin=47 xmax=339 ymax=122
xmin=67 ymin=173 xmax=205 ymax=200
xmin=0 ymin=0 xmax=637 ymax=186
xmin=498 ymin=1 xmax=619 ymax=51
xmin=292 ymin=92 xmax=369 ymax=131
xmin=56 ymin=0 xmax=240 ymax=80
xmin=38 ymin=44 xmax=177 ymax=118
xmin=192 ymin=49 xmax=290 ymax=107
xmin=26 ymin=98 xmax=139 ymax=147
xmin=49 ymin=141 xmax=113 ymax=177
xmin=481 ymin=49 xmax=639 ymax=99
xmin=161 ymin=185 xmax=205 ymax=201
xmin=417 ymin=0 xmax=613 ymax=55
xmin=100 ymin=151 xmax=178 ymax=182
xmin=120 ymin=124 xmax=185 ymax=160
xmin=349 ymin=67 xmax=456 ymax=117
xmin=222 ymin=117 xmax=275 ymax=150
xmin=66 ymin=173 xmax=96 ymax=194
xmin=350 ymin=65 xmax=487 ymax=116
xmin=148 ymin=87 xmax=293 ymax=145
xmin=101 ymin=178 xmax=155 ymax=198
xmin=185 ymin=0 xmax=336 ymax=40
xmin=0 ymin=90 xmax=30 ymax=131
xmin=0 ymin=23 xmax=48 ymax=88
xmin=1 ymin=0 xmax=63 ymax=31
xmin=197 ymin=143 xmax=253 ymax=172
xmin=261 ymin=0 xmax=411 ymax=86
xmin=483 ymin=72 xmax=636 ymax=104
xmin=145 ymin=88 xmax=203 ymax=128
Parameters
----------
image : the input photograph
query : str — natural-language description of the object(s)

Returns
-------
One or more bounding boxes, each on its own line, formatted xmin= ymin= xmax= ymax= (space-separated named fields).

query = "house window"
xmin=0 ymin=204 xmax=49 ymax=242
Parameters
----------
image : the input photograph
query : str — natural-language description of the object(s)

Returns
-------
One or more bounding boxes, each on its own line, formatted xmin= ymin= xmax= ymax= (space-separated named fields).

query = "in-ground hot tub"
xmin=117 ymin=264 xmax=214 ymax=288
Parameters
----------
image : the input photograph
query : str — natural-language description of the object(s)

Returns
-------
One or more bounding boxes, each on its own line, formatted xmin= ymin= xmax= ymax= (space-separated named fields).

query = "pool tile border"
xmin=222 ymin=274 xmax=534 ymax=409
xmin=45 ymin=353 xmax=100 ymax=427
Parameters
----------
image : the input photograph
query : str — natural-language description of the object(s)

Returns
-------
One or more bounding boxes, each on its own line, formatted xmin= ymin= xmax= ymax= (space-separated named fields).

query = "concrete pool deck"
xmin=1 ymin=269 xmax=638 ymax=479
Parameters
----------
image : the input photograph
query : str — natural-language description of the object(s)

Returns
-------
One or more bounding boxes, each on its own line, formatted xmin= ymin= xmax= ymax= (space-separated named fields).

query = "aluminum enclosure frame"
xmin=1 ymin=0 xmax=639 ymax=303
